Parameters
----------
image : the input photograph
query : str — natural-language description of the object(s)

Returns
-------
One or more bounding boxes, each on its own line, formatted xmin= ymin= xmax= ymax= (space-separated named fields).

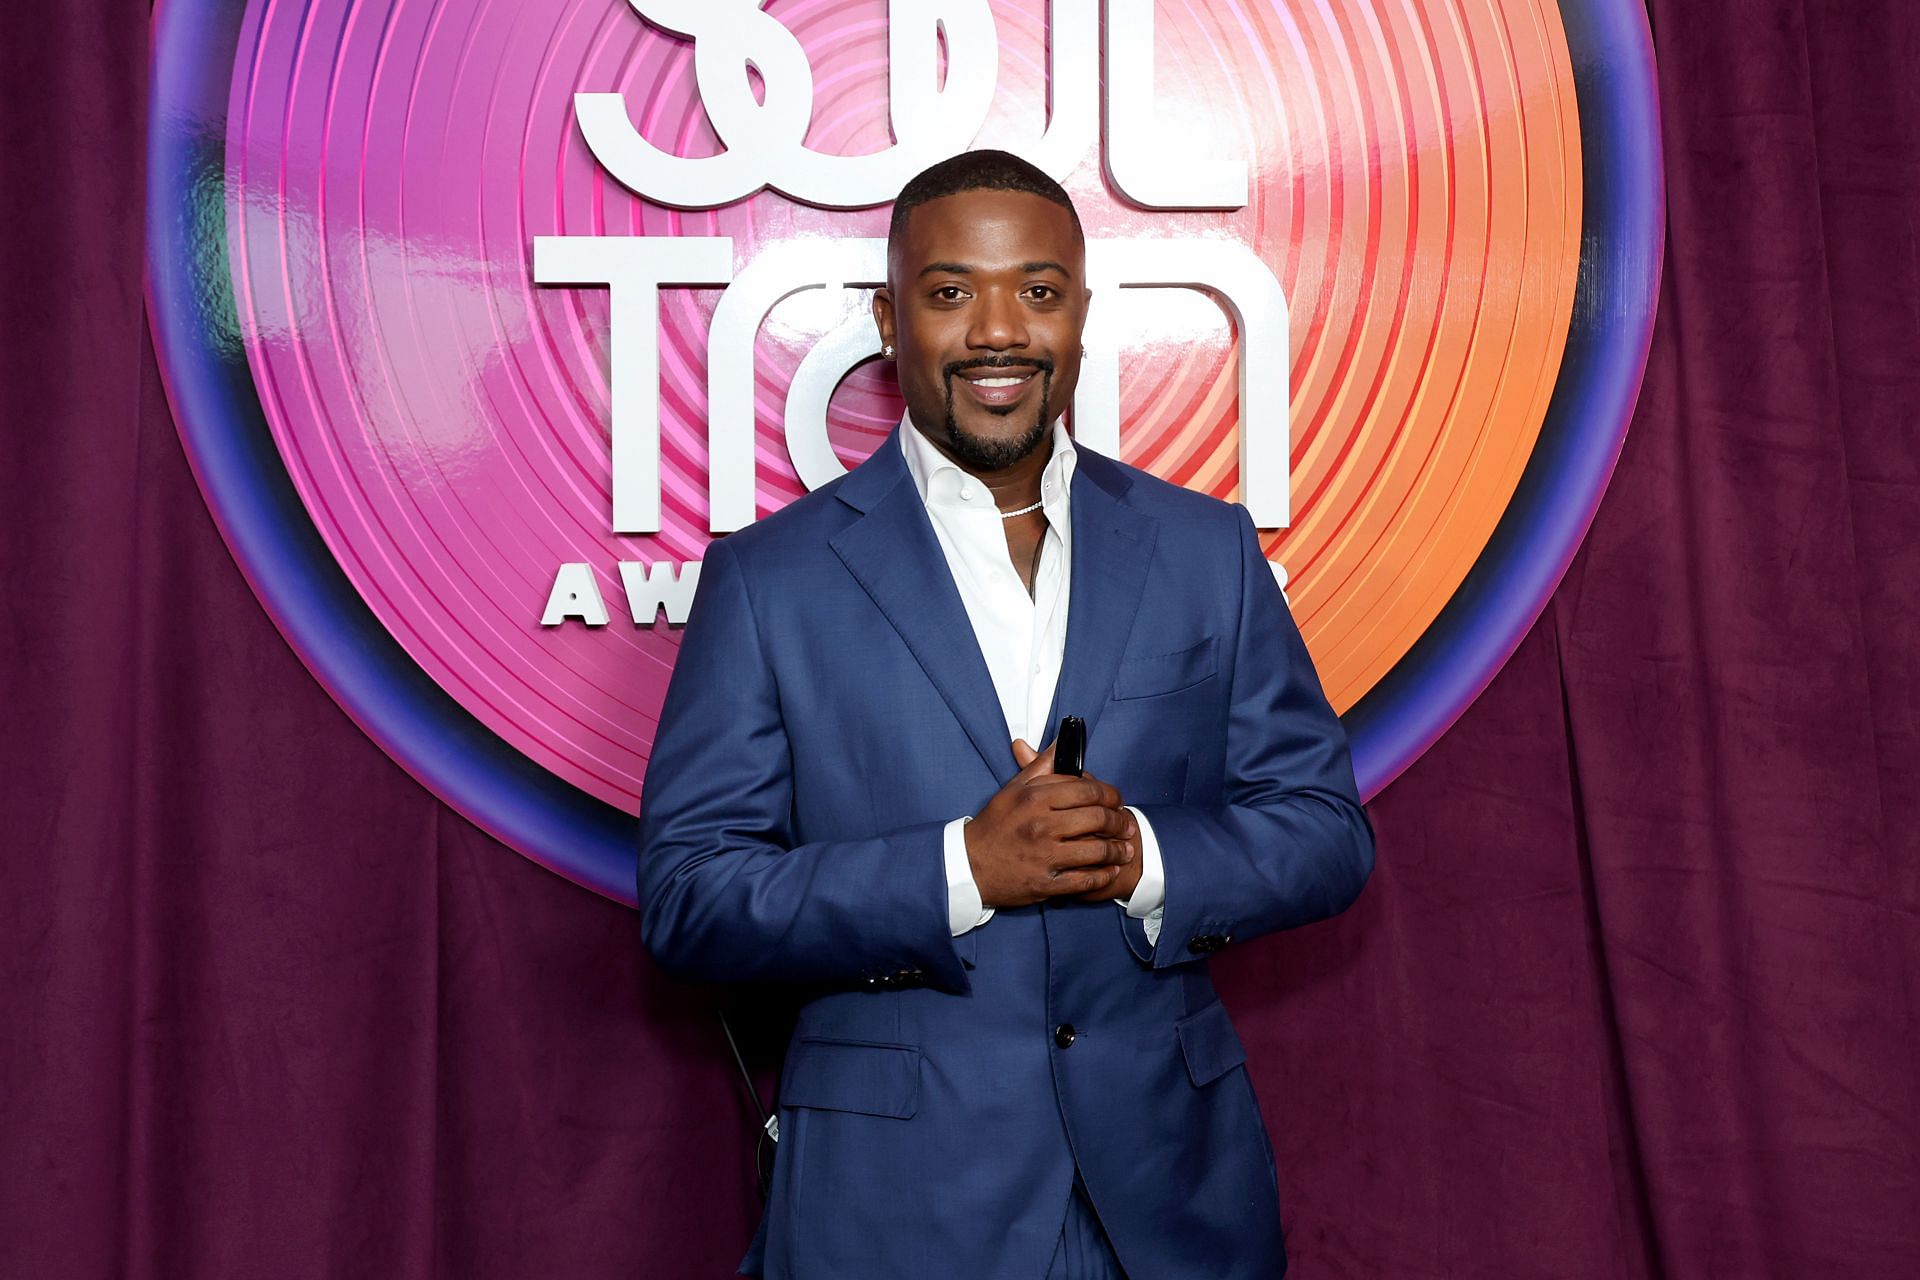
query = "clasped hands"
xmin=963 ymin=739 xmax=1143 ymax=909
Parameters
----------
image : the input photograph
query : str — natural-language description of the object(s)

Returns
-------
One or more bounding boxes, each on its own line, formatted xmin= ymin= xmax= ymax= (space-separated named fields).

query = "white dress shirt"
xmin=898 ymin=418 xmax=1166 ymax=947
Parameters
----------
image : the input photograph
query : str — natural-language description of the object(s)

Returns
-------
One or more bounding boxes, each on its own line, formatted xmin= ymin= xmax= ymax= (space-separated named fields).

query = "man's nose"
xmin=966 ymin=288 xmax=1029 ymax=351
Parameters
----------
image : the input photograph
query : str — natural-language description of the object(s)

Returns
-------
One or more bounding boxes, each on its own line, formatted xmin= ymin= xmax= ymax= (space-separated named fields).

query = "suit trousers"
xmin=1046 ymin=1175 xmax=1128 ymax=1280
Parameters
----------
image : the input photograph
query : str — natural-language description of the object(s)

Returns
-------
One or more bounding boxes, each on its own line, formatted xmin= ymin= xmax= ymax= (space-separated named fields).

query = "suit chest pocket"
xmin=1111 ymin=636 xmax=1219 ymax=701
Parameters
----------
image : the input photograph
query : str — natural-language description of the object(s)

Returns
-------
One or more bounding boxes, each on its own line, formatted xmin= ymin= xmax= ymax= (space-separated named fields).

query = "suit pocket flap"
xmin=780 ymin=1037 xmax=921 ymax=1119
xmin=1176 ymin=1000 xmax=1248 ymax=1087
xmin=1112 ymin=637 xmax=1218 ymax=700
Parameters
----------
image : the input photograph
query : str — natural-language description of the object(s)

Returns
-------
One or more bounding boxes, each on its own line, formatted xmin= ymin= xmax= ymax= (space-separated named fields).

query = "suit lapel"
xmin=831 ymin=433 xmax=1020 ymax=786
xmin=1045 ymin=450 xmax=1157 ymax=748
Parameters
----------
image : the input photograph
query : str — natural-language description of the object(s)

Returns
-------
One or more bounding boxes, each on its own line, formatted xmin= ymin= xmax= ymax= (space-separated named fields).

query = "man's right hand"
xmin=964 ymin=740 xmax=1139 ymax=908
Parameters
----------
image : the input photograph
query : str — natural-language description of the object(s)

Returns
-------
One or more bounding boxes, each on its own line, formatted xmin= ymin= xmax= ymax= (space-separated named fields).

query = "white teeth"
xmin=973 ymin=376 xmax=1027 ymax=387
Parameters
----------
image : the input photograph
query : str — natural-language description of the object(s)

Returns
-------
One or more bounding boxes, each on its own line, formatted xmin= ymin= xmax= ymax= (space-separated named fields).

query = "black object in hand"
xmin=1053 ymin=715 xmax=1086 ymax=777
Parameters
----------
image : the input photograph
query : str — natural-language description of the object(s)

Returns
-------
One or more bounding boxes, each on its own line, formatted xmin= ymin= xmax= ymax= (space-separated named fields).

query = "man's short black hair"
xmin=888 ymin=149 xmax=1084 ymax=247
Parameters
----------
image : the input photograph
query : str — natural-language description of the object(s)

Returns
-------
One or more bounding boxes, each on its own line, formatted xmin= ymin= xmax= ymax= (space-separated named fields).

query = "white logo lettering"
xmin=576 ymin=0 xmax=1001 ymax=209
xmin=619 ymin=560 xmax=704 ymax=625
xmin=532 ymin=235 xmax=733 ymax=533
xmin=537 ymin=3 xmax=1282 ymax=622
xmin=542 ymin=562 xmax=611 ymax=626
xmin=575 ymin=0 xmax=1242 ymax=210
xmin=531 ymin=231 xmax=1291 ymax=535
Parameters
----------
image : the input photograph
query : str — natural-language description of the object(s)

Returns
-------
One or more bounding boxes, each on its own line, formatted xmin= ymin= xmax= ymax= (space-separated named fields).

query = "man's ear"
xmin=872 ymin=286 xmax=897 ymax=350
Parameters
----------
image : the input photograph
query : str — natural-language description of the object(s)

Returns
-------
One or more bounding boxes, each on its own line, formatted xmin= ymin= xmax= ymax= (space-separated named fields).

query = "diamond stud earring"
xmin=881 ymin=344 xmax=895 ymax=359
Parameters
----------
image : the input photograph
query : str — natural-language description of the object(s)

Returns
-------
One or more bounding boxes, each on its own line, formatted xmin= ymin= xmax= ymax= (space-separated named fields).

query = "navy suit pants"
xmin=1046 ymin=1175 xmax=1128 ymax=1279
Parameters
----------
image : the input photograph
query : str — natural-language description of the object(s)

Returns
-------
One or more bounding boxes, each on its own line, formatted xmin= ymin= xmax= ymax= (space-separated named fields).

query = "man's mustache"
xmin=942 ymin=355 xmax=1056 ymax=379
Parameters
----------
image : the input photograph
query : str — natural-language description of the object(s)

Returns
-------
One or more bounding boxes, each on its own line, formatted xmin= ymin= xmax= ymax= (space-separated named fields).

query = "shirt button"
xmin=1053 ymin=1024 xmax=1077 ymax=1049
xmin=959 ymin=483 xmax=976 ymax=501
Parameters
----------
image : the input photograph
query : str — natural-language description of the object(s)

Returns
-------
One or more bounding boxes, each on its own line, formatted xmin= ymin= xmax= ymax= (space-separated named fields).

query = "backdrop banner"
xmin=145 ymin=0 xmax=1660 ymax=900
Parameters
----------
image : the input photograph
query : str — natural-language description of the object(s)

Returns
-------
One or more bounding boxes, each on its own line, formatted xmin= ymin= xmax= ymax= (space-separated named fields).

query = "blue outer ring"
xmin=147 ymin=1 xmax=638 ymax=900
xmin=147 ymin=0 xmax=1662 ymax=903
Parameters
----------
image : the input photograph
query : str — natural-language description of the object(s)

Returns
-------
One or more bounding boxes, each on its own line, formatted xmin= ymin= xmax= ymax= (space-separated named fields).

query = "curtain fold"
xmin=3 ymin=1 xmax=1914 ymax=1275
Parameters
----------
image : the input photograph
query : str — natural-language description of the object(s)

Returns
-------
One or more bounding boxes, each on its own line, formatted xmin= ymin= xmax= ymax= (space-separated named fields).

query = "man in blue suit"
xmin=638 ymin=150 xmax=1375 ymax=1278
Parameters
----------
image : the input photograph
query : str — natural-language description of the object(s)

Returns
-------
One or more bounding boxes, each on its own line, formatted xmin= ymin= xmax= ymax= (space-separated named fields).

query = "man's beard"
xmin=939 ymin=356 xmax=1055 ymax=472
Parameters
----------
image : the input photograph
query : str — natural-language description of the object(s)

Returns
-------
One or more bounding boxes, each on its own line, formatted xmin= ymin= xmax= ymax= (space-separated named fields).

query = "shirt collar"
xmin=898 ymin=415 xmax=1078 ymax=514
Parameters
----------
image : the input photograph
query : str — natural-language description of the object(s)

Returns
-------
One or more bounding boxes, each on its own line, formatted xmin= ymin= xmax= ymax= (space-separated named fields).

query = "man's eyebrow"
xmin=914 ymin=260 xmax=1076 ymax=278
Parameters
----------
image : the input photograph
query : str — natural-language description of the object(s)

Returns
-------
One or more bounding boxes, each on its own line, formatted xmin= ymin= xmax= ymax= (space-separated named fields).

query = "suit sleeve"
xmin=636 ymin=537 xmax=971 ymax=993
xmin=1127 ymin=503 xmax=1376 ymax=968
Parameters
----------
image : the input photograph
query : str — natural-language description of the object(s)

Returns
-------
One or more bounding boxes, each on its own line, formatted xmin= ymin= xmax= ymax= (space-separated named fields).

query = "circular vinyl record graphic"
xmin=148 ymin=0 xmax=1662 ymax=903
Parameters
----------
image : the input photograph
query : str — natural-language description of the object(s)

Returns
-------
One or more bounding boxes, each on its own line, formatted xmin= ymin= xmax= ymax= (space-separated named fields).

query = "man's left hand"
xmin=1010 ymin=739 xmax=1146 ymax=905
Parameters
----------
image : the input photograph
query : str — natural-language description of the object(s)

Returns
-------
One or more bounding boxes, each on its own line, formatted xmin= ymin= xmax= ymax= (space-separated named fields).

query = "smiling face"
xmin=873 ymin=188 xmax=1090 ymax=474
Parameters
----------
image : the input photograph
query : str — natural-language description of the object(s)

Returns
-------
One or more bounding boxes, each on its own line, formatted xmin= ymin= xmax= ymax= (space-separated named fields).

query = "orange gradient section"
xmin=1117 ymin=0 xmax=1583 ymax=712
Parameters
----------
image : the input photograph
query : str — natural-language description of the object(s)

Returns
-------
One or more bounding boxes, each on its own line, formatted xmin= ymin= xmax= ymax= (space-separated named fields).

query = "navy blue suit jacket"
xmin=637 ymin=429 xmax=1374 ymax=1278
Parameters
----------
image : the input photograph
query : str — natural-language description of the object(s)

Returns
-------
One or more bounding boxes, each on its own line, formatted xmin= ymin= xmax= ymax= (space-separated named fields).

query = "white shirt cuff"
xmin=1118 ymin=806 xmax=1165 ymax=947
xmin=943 ymin=817 xmax=995 ymax=936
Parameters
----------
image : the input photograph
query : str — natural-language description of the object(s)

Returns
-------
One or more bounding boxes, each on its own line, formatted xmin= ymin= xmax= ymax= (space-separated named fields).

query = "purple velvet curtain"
xmin=4 ymin=2 xmax=1914 ymax=1275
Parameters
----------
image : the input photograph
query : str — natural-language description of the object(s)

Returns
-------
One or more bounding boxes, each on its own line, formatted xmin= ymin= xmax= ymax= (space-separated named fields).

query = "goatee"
xmin=939 ymin=359 xmax=1055 ymax=472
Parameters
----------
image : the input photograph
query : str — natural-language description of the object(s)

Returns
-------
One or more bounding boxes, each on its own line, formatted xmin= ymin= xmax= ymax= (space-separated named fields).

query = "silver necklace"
xmin=999 ymin=498 xmax=1045 ymax=519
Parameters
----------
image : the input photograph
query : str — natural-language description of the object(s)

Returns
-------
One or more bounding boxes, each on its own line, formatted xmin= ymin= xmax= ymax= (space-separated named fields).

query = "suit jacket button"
xmin=1187 ymin=936 xmax=1212 ymax=954
xmin=1053 ymin=1024 xmax=1077 ymax=1049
